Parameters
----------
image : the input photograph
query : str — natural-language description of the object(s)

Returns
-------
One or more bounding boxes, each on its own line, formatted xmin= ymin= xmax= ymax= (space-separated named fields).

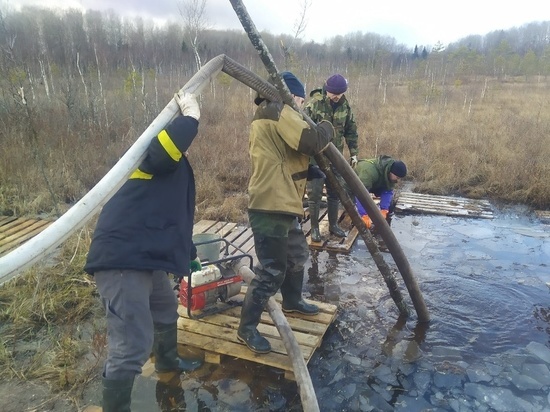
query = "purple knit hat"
xmin=325 ymin=74 xmax=348 ymax=94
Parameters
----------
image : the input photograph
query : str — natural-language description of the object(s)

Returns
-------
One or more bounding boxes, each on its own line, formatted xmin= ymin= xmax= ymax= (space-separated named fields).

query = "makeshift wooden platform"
xmin=180 ymin=220 xmax=338 ymax=380
xmin=0 ymin=216 xmax=53 ymax=257
xmin=176 ymin=289 xmax=337 ymax=380
xmin=535 ymin=210 xmax=550 ymax=224
xmin=395 ymin=191 xmax=494 ymax=219
xmin=304 ymin=208 xmax=359 ymax=253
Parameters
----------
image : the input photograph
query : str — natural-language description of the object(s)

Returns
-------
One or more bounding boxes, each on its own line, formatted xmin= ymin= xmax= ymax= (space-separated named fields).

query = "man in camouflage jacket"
xmin=304 ymin=73 xmax=359 ymax=242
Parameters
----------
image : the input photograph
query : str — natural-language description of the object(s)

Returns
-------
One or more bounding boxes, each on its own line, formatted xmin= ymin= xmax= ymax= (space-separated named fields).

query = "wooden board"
xmin=305 ymin=211 xmax=358 ymax=253
xmin=176 ymin=289 xmax=337 ymax=380
xmin=395 ymin=191 xmax=493 ymax=219
xmin=535 ymin=210 xmax=550 ymax=224
xmin=178 ymin=221 xmax=339 ymax=379
xmin=0 ymin=217 xmax=53 ymax=256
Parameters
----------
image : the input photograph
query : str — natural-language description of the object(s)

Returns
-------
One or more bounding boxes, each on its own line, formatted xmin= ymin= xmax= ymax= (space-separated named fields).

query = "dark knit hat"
xmin=325 ymin=74 xmax=348 ymax=94
xmin=281 ymin=71 xmax=305 ymax=98
xmin=390 ymin=160 xmax=407 ymax=178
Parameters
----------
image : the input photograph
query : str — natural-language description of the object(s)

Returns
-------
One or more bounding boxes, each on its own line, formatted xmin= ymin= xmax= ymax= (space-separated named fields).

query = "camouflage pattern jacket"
xmin=248 ymin=99 xmax=334 ymax=217
xmin=304 ymin=87 xmax=359 ymax=157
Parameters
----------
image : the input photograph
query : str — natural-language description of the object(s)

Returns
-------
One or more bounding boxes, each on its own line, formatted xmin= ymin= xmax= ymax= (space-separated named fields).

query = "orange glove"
xmin=361 ymin=215 xmax=372 ymax=229
xmin=380 ymin=209 xmax=389 ymax=219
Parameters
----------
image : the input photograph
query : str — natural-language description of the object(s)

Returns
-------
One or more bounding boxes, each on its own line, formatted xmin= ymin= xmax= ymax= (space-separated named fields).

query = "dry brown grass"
xmin=0 ymin=70 xmax=549 ymax=406
xmin=0 ymin=228 xmax=105 ymax=392
xmin=1 ymin=73 xmax=549 ymax=221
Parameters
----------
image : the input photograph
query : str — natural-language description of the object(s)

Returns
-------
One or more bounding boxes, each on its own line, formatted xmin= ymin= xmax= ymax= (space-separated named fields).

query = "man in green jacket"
xmin=353 ymin=155 xmax=407 ymax=228
xmin=237 ymin=72 xmax=334 ymax=354
xmin=304 ymin=73 xmax=359 ymax=242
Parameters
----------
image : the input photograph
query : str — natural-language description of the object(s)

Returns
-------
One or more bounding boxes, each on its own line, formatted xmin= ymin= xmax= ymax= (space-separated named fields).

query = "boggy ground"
xmin=1 ymin=202 xmax=550 ymax=411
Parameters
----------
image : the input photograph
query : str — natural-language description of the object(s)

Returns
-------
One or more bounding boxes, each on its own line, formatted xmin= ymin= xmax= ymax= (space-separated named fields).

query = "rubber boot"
xmin=102 ymin=376 xmax=134 ymax=412
xmin=307 ymin=178 xmax=324 ymax=242
xmin=153 ymin=322 xmax=203 ymax=373
xmin=281 ymin=269 xmax=319 ymax=315
xmin=308 ymin=201 xmax=322 ymax=242
xmin=237 ymin=284 xmax=271 ymax=353
xmin=328 ymin=199 xmax=346 ymax=238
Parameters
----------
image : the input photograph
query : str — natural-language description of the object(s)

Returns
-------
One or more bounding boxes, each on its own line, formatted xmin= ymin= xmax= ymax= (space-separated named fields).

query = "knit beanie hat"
xmin=390 ymin=160 xmax=407 ymax=178
xmin=281 ymin=71 xmax=305 ymax=98
xmin=325 ymin=74 xmax=348 ymax=94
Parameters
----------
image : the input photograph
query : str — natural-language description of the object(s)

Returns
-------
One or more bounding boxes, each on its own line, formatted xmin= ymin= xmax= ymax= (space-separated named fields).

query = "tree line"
xmin=1 ymin=6 xmax=549 ymax=92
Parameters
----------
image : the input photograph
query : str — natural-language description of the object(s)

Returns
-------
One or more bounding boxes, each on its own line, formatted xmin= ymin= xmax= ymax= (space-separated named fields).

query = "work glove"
xmin=380 ymin=209 xmax=389 ymax=219
xmin=189 ymin=257 xmax=202 ymax=273
xmin=174 ymin=91 xmax=200 ymax=121
xmin=307 ymin=164 xmax=326 ymax=181
xmin=349 ymin=155 xmax=358 ymax=168
xmin=361 ymin=215 xmax=372 ymax=229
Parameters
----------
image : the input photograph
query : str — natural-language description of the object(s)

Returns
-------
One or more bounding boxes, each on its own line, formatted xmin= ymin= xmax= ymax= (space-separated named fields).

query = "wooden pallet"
xmin=0 ymin=216 xmax=53 ymax=257
xmin=535 ymin=210 xmax=550 ymax=224
xmin=304 ymin=210 xmax=358 ymax=253
xmin=183 ymin=220 xmax=338 ymax=380
xmin=176 ymin=289 xmax=337 ymax=380
xmin=395 ymin=191 xmax=493 ymax=219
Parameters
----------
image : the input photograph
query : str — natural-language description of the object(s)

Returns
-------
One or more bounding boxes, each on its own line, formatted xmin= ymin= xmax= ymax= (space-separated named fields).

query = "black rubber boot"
xmin=328 ymin=199 xmax=346 ymax=238
xmin=153 ymin=322 xmax=203 ymax=373
xmin=102 ymin=376 xmax=134 ymax=412
xmin=281 ymin=270 xmax=319 ymax=315
xmin=309 ymin=202 xmax=322 ymax=242
xmin=237 ymin=285 xmax=271 ymax=354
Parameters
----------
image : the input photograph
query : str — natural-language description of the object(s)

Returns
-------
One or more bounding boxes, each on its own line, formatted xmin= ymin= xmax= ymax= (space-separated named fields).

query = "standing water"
xmin=307 ymin=204 xmax=550 ymax=412
xmin=128 ymin=203 xmax=550 ymax=412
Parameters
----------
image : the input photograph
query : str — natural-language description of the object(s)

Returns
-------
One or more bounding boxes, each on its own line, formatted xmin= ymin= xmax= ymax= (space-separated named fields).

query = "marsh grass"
xmin=2 ymin=74 xmax=548 ymax=220
xmin=0 ymin=227 xmax=105 ymax=394
xmin=0 ymin=71 xmax=549 ymax=403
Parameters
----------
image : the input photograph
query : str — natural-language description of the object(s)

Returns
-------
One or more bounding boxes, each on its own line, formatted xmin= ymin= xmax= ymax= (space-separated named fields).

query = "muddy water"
xmin=132 ymin=205 xmax=550 ymax=411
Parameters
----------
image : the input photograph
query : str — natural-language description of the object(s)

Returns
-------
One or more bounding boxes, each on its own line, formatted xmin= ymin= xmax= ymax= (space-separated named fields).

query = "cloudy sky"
xmin=5 ymin=0 xmax=548 ymax=47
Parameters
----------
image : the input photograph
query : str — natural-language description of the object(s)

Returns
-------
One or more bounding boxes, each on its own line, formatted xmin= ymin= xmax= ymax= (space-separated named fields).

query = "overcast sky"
xmin=5 ymin=0 xmax=549 ymax=48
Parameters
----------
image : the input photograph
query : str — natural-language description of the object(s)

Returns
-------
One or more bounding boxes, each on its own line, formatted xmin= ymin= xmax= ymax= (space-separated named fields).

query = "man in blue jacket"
xmin=84 ymin=92 xmax=203 ymax=412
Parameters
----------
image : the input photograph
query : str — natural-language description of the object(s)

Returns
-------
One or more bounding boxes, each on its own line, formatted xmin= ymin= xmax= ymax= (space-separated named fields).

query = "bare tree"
xmin=280 ymin=0 xmax=311 ymax=69
xmin=178 ymin=0 xmax=209 ymax=72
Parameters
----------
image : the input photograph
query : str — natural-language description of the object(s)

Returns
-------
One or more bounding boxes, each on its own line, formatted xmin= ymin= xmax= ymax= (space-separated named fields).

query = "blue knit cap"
xmin=390 ymin=160 xmax=407 ymax=178
xmin=281 ymin=71 xmax=305 ymax=98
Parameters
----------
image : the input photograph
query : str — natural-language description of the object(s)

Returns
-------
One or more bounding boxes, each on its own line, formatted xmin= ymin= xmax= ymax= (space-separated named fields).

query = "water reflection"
xmin=133 ymin=207 xmax=550 ymax=411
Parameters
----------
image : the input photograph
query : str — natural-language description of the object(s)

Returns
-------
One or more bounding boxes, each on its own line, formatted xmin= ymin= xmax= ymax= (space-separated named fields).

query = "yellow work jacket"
xmin=248 ymin=100 xmax=333 ymax=217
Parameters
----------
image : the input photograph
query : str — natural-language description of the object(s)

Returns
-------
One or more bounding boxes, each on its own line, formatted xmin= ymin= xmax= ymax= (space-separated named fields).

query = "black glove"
xmin=307 ymin=165 xmax=326 ymax=181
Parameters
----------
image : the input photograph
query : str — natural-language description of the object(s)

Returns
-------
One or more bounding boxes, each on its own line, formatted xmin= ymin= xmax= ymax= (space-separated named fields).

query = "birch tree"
xmin=178 ymin=0 xmax=209 ymax=72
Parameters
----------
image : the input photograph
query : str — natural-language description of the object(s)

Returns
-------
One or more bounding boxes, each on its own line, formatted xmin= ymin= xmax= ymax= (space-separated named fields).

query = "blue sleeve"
xmin=355 ymin=197 xmax=367 ymax=216
xmin=379 ymin=190 xmax=393 ymax=210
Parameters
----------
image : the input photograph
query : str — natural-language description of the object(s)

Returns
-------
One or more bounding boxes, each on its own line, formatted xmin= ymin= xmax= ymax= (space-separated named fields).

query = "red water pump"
xmin=177 ymin=235 xmax=253 ymax=319
xmin=179 ymin=264 xmax=243 ymax=314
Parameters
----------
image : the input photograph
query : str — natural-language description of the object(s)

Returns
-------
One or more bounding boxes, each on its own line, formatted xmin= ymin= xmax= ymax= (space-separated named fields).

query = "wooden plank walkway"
xmin=0 ymin=216 xmax=53 ymax=257
xmin=395 ymin=191 xmax=494 ymax=219
xmin=304 ymin=209 xmax=358 ymax=253
xmin=535 ymin=210 xmax=550 ymax=224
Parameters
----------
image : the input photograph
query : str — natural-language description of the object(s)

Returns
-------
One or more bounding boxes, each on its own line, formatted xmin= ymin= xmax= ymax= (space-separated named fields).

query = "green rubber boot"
xmin=328 ymin=199 xmax=346 ymax=238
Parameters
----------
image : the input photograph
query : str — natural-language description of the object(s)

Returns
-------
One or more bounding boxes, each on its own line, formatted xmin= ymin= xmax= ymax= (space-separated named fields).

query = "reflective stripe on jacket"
xmin=84 ymin=115 xmax=199 ymax=277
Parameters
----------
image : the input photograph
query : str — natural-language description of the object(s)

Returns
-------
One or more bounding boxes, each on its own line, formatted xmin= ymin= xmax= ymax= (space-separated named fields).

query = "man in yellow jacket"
xmin=238 ymin=72 xmax=334 ymax=353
